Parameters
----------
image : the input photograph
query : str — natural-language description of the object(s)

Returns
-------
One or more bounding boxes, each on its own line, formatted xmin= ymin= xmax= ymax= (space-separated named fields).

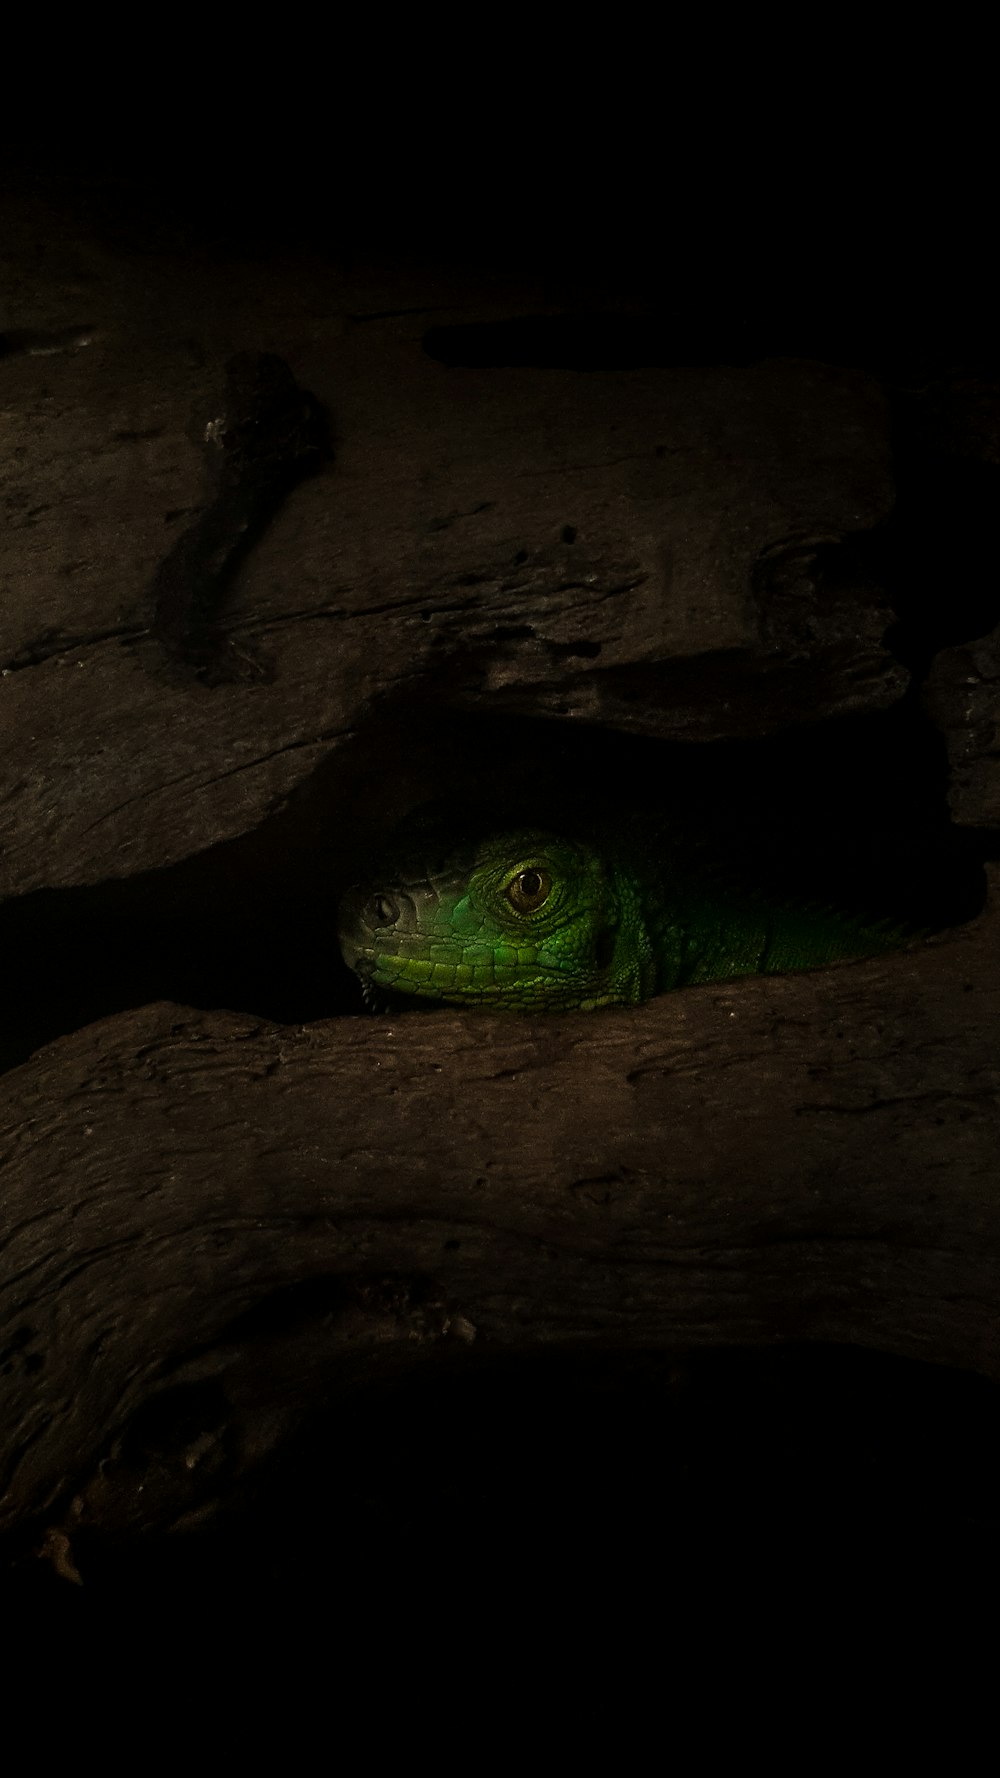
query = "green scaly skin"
xmin=338 ymin=815 xmax=915 ymax=1013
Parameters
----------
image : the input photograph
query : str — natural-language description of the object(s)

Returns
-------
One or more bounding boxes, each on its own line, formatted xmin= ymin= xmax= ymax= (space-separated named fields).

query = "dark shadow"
xmin=7 ymin=1341 xmax=999 ymax=1607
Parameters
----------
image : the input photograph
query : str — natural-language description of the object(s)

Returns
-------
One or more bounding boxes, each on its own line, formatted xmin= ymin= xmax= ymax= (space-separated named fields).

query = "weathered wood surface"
xmin=1 ymin=870 xmax=997 ymax=1535
xmin=0 ymin=179 xmax=904 ymax=897
xmin=2 ymin=173 xmax=998 ymax=1562
xmin=924 ymin=620 xmax=1000 ymax=828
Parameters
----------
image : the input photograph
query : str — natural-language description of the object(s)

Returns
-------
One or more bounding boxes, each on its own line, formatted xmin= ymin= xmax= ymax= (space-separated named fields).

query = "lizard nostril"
xmin=367 ymin=892 xmax=399 ymax=929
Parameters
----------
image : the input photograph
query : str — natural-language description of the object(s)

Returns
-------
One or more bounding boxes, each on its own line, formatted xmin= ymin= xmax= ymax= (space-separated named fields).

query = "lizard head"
xmin=338 ymin=814 xmax=653 ymax=1012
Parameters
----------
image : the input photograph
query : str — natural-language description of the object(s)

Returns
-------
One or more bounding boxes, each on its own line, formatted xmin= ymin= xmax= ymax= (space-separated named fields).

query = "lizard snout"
xmin=337 ymin=882 xmax=412 ymax=957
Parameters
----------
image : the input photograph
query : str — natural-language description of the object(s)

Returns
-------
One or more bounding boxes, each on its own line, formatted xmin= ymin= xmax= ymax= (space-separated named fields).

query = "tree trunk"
xmin=2 ymin=166 xmax=998 ymax=1574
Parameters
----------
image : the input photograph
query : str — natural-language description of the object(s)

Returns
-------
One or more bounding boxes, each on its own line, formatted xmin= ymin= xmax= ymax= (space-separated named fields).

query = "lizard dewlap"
xmin=338 ymin=813 xmax=913 ymax=1013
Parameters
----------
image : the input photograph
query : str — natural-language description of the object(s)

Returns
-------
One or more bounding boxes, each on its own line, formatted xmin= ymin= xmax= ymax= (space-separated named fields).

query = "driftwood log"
xmin=1 ymin=167 xmax=998 ymax=1574
xmin=1 ymin=888 xmax=999 ymax=1550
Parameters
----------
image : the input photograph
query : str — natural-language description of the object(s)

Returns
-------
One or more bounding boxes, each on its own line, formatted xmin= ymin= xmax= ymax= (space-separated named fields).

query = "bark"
xmin=1 ymin=873 xmax=997 ymax=1538
xmin=2 ymin=171 xmax=999 ymax=1562
xmin=924 ymin=621 xmax=1000 ymax=828
xmin=1 ymin=178 xmax=902 ymax=896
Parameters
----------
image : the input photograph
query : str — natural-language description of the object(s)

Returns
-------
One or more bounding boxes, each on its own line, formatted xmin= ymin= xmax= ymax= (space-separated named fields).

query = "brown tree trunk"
xmin=2 ymin=166 xmax=998 ymax=1576
xmin=2 ymin=877 xmax=997 ymax=1541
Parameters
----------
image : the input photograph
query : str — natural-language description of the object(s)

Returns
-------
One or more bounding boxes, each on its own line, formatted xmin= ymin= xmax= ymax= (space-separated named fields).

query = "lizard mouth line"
xmin=348 ymin=944 xmax=585 ymax=1004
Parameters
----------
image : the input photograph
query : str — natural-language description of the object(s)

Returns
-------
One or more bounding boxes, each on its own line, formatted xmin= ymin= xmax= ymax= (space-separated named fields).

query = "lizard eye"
xmin=505 ymin=867 xmax=552 ymax=914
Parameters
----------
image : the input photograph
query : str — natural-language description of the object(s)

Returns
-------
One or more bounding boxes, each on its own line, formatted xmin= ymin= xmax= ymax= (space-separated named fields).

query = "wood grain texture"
xmin=2 ymin=872 xmax=996 ymax=1534
xmin=924 ymin=621 xmax=1000 ymax=828
xmin=2 ymin=172 xmax=997 ymax=1564
xmin=1 ymin=178 xmax=902 ymax=895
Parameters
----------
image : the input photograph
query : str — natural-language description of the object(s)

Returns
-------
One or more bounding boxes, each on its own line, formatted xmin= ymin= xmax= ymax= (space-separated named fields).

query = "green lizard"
xmin=338 ymin=806 xmax=915 ymax=1012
